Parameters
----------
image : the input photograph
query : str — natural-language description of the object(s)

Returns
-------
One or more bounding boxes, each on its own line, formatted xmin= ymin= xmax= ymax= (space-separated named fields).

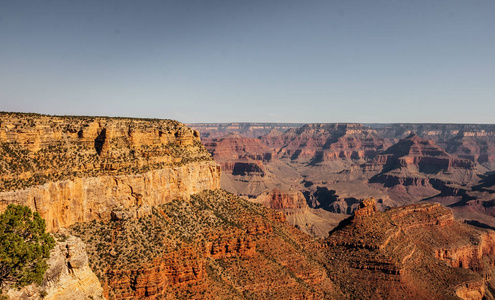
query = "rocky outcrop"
xmin=371 ymin=123 xmax=495 ymax=171
xmin=374 ymin=133 xmax=476 ymax=172
xmin=0 ymin=112 xmax=213 ymax=192
xmin=229 ymin=160 xmax=265 ymax=176
xmin=203 ymin=133 xmax=274 ymax=162
xmin=3 ymin=233 xmax=104 ymax=300
xmin=202 ymin=134 xmax=272 ymax=179
xmin=0 ymin=112 xmax=221 ymax=231
xmin=369 ymin=134 xmax=479 ymax=203
xmin=455 ymin=281 xmax=486 ymax=300
xmin=446 ymin=134 xmax=495 ymax=170
xmin=323 ymin=199 xmax=495 ymax=299
xmin=107 ymin=234 xmax=259 ymax=299
xmin=254 ymin=188 xmax=308 ymax=210
xmin=107 ymin=247 xmax=206 ymax=299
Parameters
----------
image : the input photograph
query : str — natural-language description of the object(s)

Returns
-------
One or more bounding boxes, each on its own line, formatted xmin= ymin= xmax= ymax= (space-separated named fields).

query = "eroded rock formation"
xmin=3 ymin=115 xmax=495 ymax=299
xmin=0 ymin=112 xmax=221 ymax=231
xmin=323 ymin=198 xmax=495 ymax=299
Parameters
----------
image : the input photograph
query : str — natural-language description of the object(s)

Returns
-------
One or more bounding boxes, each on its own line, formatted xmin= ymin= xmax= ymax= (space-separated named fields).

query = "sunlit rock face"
xmin=0 ymin=112 xmax=221 ymax=231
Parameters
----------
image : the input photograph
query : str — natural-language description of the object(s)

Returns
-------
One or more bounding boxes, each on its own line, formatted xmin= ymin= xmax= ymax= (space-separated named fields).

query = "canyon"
xmin=191 ymin=122 xmax=495 ymax=231
xmin=1 ymin=113 xmax=495 ymax=299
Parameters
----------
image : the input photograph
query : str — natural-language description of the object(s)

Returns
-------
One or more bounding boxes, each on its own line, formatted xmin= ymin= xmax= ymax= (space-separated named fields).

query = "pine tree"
xmin=0 ymin=205 xmax=55 ymax=287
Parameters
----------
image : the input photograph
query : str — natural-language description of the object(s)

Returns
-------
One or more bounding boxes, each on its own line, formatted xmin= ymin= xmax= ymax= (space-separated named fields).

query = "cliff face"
xmin=261 ymin=123 xmax=389 ymax=163
xmin=254 ymin=188 xmax=308 ymax=210
xmin=368 ymin=133 xmax=479 ymax=204
xmin=372 ymin=123 xmax=495 ymax=171
xmin=0 ymin=162 xmax=220 ymax=231
xmin=0 ymin=112 xmax=221 ymax=231
xmin=374 ymin=133 xmax=476 ymax=174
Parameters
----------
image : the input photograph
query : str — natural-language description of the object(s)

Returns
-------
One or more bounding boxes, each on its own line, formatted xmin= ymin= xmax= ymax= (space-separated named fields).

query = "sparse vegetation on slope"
xmin=0 ymin=112 xmax=212 ymax=192
xmin=70 ymin=190 xmax=338 ymax=299
xmin=69 ymin=190 xmax=495 ymax=299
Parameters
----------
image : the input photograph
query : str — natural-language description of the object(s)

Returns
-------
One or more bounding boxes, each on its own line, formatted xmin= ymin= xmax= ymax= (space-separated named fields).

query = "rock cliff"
xmin=0 ymin=162 xmax=220 ymax=231
xmin=66 ymin=190 xmax=495 ymax=299
xmin=369 ymin=133 xmax=479 ymax=204
xmin=0 ymin=112 xmax=221 ymax=231
xmin=371 ymin=123 xmax=495 ymax=171
xmin=262 ymin=123 xmax=389 ymax=164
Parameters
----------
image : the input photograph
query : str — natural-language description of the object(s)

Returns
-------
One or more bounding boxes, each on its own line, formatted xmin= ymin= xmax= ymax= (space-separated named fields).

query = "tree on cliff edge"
xmin=0 ymin=205 xmax=55 ymax=287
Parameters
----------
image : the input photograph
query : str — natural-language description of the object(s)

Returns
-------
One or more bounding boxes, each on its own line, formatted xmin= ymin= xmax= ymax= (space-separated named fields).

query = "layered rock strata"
xmin=70 ymin=190 xmax=339 ymax=299
xmin=0 ymin=112 xmax=221 ymax=231
xmin=322 ymin=198 xmax=495 ymax=299
xmin=0 ymin=162 xmax=220 ymax=231
xmin=371 ymin=123 xmax=495 ymax=171
xmin=262 ymin=123 xmax=389 ymax=163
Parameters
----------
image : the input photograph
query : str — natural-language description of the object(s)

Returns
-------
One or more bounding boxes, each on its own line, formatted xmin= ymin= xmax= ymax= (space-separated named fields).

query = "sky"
xmin=1 ymin=0 xmax=494 ymax=123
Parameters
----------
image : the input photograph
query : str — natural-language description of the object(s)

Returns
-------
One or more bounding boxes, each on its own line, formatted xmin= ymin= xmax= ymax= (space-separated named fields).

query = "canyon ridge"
xmin=191 ymin=122 xmax=495 ymax=237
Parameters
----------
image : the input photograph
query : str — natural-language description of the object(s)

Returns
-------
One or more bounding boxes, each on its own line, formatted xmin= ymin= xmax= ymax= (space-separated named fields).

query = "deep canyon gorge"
xmin=1 ymin=113 xmax=495 ymax=299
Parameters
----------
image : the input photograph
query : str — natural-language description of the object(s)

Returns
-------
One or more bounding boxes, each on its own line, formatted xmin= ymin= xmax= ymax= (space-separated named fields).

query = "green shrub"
xmin=0 ymin=205 xmax=55 ymax=287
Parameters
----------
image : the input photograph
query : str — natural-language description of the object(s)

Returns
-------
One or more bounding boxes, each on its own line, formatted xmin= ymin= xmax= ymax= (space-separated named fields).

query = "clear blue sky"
xmin=1 ymin=0 xmax=494 ymax=123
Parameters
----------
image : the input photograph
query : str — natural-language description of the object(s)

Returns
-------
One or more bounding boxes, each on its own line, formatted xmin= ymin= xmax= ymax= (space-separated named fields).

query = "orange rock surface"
xmin=0 ymin=112 xmax=220 ymax=231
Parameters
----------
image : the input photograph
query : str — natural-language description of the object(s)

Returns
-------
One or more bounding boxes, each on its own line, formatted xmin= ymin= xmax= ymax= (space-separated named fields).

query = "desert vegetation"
xmin=69 ymin=190 xmax=333 ymax=299
xmin=0 ymin=112 xmax=212 ymax=192
xmin=0 ymin=205 xmax=55 ymax=288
